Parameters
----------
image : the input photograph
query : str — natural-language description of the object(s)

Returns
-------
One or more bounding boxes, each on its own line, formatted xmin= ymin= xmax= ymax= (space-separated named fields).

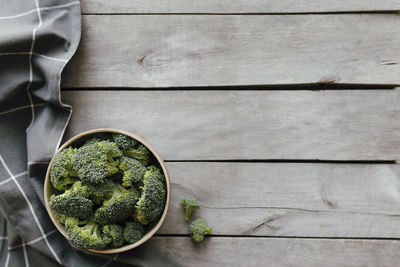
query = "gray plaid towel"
xmin=0 ymin=1 xmax=177 ymax=266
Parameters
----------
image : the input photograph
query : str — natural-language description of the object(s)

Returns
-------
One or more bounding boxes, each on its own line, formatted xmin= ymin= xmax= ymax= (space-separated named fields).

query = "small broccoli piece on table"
xmin=103 ymin=223 xmax=124 ymax=248
xmin=65 ymin=217 xmax=111 ymax=250
xmin=84 ymin=180 xmax=115 ymax=204
xmin=122 ymin=144 xmax=151 ymax=166
xmin=94 ymin=184 xmax=140 ymax=224
xmin=119 ymin=156 xmax=147 ymax=188
xmin=181 ymin=198 xmax=200 ymax=221
xmin=50 ymin=147 xmax=78 ymax=191
xmin=71 ymin=140 xmax=122 ymax=184
xmin=112 ymin=133 xmax=138 ymax=150
xmin=135 ymin=166 xmax=166 ymax=225
xmin=189 ymin=218 xmax=212 ymax=243
xmin=49 ymin=181 xmax=93 ymax=220
xmin=124 ymin=221 xmax=145 ymax=244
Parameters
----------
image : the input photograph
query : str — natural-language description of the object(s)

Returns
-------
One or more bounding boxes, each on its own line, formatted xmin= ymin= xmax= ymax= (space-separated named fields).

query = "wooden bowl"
xmin=44 ymin=128 xmax=171 ymax=254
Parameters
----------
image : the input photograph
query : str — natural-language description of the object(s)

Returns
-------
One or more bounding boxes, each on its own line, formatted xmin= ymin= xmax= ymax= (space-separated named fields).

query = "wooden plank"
xmin=62 ymin=90 xmax=400 ymax=161
xmin=62 ymin=15 xmax=400 ymax=88
xmin=143 ymin=237 xmax=400 ymax=267
xmin=81 ymin=0 xmax=400 ymax=14
xmin=159 ymin=163 xmax=400 ymax=237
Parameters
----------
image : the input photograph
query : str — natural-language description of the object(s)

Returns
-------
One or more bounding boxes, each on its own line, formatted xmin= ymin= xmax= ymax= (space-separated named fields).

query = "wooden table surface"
xmin=61 ymin=2 xmax=400 ymax=266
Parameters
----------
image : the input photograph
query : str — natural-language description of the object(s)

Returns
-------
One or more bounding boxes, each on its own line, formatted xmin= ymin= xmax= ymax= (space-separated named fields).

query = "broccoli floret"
xmin=83 ymin=138 xmax=103 ymax=146
xmin=83 ymin=134 xmax=112 ymax=146
xmin=124 ymin=221 xmax=145 ymax=244
xmin=189 ymin=218 xmax=212 ymax=243
xmin=112 ymin=133 xmax=138 ymax=150
xmin=84 ymin=180 xmax=115 ymax=204
xmin=135 ymin=167 xmax=166 ymax=225
xmin=94 ymin=184 xmax=140 ymax=224
xmin=181 ymin=198 xmax=200 ymax=221
xmin=71 ymin=140 xmax=122 ymax=184
xmin=50 ymin=147 xmax=78 ymax=191
xmin=119 ymin=156 xmax=147 ymax=188
xmin=122 ymin=144 xmax=151 ymax=166
xmin=65 ymin=217 xmax=111 ymax=250
xmin=146 ymin=165 xmax=165 ymax=184
xmin=103 ymin=224 xmax=124 ymax=248
xmin=49 ymin=181 xmax=93 ymax=220
xmin=57 ymin=214 xmax=67 ymax=225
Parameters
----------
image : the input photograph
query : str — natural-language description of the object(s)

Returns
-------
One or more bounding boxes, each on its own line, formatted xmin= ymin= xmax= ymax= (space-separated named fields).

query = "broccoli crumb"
xmin=181 ymin=197 xmax=200 ymax=221
xmin=189 ymin=218 xmax=212 ymax=243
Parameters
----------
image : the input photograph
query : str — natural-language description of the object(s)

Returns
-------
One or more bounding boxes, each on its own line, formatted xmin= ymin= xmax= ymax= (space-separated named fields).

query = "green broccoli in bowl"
xmin=65 ymin=217 xmax=111 ymax=250
xmin=47 ymin=132 xmax=168 ymax=251
xmin=71 ymin=140 xmax=122 ymax=184
xmin=49 ymin=181 xmax=93 ymax=220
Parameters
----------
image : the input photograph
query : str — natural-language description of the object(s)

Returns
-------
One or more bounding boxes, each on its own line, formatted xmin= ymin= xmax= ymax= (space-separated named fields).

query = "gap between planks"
xmin=164 ymin=159 xmax=397 ymax=164
xmin=154 ymin=234 xmax=400 ymax=241
xmin=81 ymin=11 xmax=400 ymax=16
xmin=61 ymin=84 xmax=397 ymax=91
xmin=79 ymin=0 xmax=400 ymax=14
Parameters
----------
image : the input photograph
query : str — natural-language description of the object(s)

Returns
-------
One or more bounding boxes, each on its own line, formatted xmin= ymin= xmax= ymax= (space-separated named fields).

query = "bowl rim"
xmin=44 ymin=128 xmax=171 ymax=254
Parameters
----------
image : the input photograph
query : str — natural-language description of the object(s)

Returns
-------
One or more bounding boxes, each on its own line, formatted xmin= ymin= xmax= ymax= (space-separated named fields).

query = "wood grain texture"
xmin=62 ymin=15 xmax=400 ymax=88
xmin=62 ymin=90 xmax=400 ymax=161
xmin=159 ymin=163 xmax=400 ymax=237
xmin=143 ymin=237 xmax=400 ymax=267
xmin=80 ymin=0 xmax=400 ymax=14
